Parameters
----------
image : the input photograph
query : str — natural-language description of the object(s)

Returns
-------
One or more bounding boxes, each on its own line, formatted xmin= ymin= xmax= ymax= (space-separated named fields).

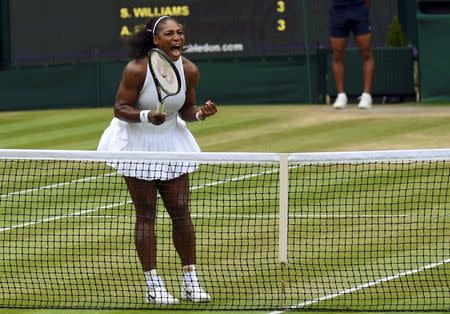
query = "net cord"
xmin=0 ymin=149 xmax=280 ymax=162
xmin=289 ymin=148 xmax=450 ymax=163
xmin=2 ymin=148 xmax=450 ymax=163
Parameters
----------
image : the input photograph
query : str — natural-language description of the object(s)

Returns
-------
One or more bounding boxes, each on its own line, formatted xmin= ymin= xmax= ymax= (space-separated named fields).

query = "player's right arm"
xmin=114 ymin=59 xmax=166 ymax=124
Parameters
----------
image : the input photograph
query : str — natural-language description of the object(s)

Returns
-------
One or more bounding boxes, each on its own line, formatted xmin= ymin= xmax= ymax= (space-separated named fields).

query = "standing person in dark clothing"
xmin=330 ymin=0 xmax=375 ymax=109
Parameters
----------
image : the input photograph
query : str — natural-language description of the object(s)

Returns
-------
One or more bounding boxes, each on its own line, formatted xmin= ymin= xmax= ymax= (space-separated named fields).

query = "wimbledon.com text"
xmin=184 ymin=43 xmax=244 ymax=53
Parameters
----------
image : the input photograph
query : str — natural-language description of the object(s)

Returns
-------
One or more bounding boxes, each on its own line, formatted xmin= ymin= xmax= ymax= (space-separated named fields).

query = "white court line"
xmin=68 ymin=213 xmax=449 ymax=220
xmin=268 ymin=257 xmax=450 ymax=314
xmin=0 ymin=168 xmax=278 ymax=232
xmin=0 ymin=172 xmax=117 ymax=199
xmin=0 ymin=201 xmax=130 ymax=232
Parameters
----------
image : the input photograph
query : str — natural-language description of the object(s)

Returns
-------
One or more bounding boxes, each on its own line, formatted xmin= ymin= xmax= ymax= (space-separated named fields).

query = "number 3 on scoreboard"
xmin=277 ymin=0 xmax=286 ymax=12
xmin=277 ymin=19 xmax=286 ymax=32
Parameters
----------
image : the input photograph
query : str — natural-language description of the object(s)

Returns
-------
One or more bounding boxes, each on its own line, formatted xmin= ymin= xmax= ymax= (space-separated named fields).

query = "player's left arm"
xmin=363 ymin=0 xmax=371 ymax=7
xmin=179 ymin=57 xmax=217 ymax=122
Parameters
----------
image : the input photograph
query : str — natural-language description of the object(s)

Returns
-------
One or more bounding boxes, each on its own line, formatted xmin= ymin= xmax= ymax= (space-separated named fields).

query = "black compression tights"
xmin=124 ymin=174 xmax=196 ymax=271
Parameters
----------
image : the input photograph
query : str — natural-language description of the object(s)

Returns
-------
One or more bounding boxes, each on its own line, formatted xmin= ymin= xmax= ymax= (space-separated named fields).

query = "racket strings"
xmin=150 ymin=51 xmax=180 ymax=94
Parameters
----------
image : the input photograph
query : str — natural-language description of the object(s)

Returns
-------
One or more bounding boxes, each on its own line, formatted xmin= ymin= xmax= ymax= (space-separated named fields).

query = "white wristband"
xmin=139 ymin=110 xmax=151 ymax=122
xmin=195 ymin=111 xmax=205 ymax=121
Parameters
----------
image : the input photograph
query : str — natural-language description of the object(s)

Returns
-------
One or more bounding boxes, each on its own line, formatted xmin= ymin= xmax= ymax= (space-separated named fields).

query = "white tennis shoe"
xmin=333 ymin=93 xmax=348 ymax=109
xmin=146 ymin=277 xmax=179 ymax=305
xmin=181 ymin=281 xmax=211 ymax=303
xmin=358 ymin=93 xmax=373 ymax=109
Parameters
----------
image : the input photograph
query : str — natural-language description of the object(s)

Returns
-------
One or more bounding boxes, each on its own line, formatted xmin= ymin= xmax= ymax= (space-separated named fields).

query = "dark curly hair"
xmin=126 ymin=16 xmax=176 ymax=59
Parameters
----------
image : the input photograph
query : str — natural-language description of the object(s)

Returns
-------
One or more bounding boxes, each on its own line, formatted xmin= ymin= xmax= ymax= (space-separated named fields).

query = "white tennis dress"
xmin=97 ymin=57 xmax=200 ymax=181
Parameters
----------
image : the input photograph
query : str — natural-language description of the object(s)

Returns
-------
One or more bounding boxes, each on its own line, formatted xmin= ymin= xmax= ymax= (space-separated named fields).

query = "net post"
xmin=279 ymin=153 xmax=289 ymax=266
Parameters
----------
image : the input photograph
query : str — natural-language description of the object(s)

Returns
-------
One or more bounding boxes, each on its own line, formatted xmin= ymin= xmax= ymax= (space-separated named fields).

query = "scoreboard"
xmin=120 ymin=1 xmax=304 ymax=57
xmin=8 ymin=0 xmax=397 ymax=65
xmin=9 ymin=0 xmax=306 ymax=65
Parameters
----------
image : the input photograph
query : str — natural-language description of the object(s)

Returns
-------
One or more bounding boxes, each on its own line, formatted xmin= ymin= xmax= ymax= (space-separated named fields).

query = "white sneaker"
xmin=332 ymin=93 xmax=348 ymax=109
xmin=146 ymin=277 xmax=179 ymax=305
xmin=358 ymin=93 xmax=373 ymax=109
xmin=181 ymin=281 xmax=211 ymax=303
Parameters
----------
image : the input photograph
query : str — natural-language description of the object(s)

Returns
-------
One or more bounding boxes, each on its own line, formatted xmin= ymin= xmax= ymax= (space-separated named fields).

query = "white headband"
xmin=152 ymin=16 xmax=169 ymax=34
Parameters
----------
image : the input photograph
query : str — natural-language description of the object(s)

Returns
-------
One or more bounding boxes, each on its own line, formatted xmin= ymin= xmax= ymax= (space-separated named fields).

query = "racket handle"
xmin=155 ymin=102 xmax=165 ymax=114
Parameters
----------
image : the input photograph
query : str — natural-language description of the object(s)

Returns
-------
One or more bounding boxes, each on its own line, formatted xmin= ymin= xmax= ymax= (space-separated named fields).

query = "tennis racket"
xmin=148 ymin=48 xmax=181 ymax=114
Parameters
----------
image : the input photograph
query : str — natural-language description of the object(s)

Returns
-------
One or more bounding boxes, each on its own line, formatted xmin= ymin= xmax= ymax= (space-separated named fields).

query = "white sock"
xmin=144 ymin=269 xmax=161 ymax=285
xmin=184 ymin=270 xmax=198 ymax=283
xmin=183 ymin=265 xmax=198 ymax=283
xmin=338 ymin=92 xmax=347 ymax=97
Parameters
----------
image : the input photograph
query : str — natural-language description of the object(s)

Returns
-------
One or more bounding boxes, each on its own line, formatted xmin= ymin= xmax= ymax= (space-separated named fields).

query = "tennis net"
xmin=0 ymin=149 xmax=449 ymax=310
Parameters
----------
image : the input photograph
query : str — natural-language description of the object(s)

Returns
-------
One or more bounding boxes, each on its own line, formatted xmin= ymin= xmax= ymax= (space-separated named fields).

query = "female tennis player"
xmin=98 ymin=16 xmax=217 ymax=305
